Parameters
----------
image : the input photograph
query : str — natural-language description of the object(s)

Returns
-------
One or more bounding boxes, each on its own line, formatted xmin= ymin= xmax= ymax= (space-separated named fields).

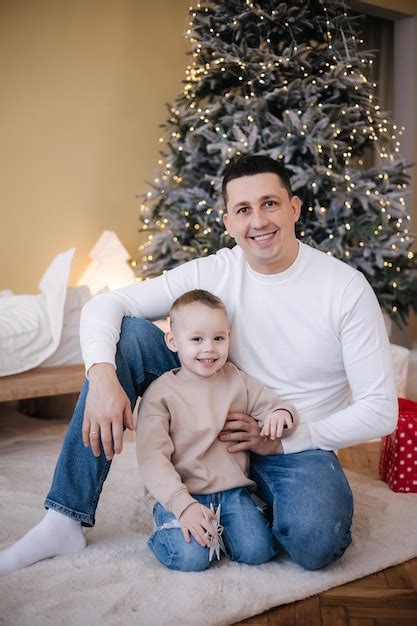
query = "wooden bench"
xmin=0 ymin=364 xmax=85 ymax=402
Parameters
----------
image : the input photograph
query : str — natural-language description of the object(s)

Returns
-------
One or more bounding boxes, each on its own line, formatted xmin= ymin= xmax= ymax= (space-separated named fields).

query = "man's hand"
xmin=179 ymin=503 xmax=218 ymax=547
xmin=260 ymin=409 xmax=294 ymax=440
xmin=219 ymin=412 xmax=283 ymax=455
xmin=82 ymin=363 xmax=135 ymax=460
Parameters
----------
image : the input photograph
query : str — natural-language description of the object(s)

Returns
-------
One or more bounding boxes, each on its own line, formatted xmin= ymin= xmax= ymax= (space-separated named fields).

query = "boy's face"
xmin=223 ymin=172 xmax=301 ymax=274
xmin=166 ymin=302 xmax=230 ymax=379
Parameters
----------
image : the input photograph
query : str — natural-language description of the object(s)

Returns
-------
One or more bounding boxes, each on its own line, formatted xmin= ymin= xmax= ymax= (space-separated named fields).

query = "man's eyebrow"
xmin=259 ymin=194 xmax=281 ymax=202
xmin=231 ymin=200 xmax=251 ymax=211
xmin=231 ymin=194 xmax=281 ymax=211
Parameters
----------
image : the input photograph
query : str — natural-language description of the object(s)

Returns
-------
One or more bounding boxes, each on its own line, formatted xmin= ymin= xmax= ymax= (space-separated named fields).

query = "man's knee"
xmin=116 ymin=317 xmax=165 ymax=367
xmin=118 ymin=317 xmax=161 ymax=348
xmin=290 ymin=537 xmax=352 ymax=570
xmin=275 ymin=517 xmax=353 ymax=570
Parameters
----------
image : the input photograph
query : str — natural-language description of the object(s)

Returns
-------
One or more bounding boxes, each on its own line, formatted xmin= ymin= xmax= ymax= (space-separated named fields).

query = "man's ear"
xmin=291 ymin=195 xmax=302 ymax=222
xmin=164 ymin=332 xmax=177 ymax=353
xmin=223 ymin=212 xmax=233 ymax=238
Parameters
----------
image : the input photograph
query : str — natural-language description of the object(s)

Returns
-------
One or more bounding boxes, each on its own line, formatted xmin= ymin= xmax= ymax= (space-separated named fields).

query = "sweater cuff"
xmin=83 ymin=341 xmax=117 ymax=377
xmin=279 ymin=407 xmax=300 ymax=439
xmin=168 ymin=489 xmax=198 ymax=520
xmin=281 ymin=422 xmax=315 ymax=454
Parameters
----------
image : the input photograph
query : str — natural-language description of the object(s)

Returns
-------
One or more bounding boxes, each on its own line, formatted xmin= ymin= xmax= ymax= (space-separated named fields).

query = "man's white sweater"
xmin=80 ymin=242 xmax=397 ymax=453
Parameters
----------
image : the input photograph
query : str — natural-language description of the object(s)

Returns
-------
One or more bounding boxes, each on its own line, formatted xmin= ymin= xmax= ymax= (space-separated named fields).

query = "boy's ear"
xmin=164 ymin=332 xmax=177 ymax=352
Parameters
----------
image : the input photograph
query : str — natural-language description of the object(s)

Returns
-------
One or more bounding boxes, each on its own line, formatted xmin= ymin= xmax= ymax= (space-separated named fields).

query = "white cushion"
xmin=42 ymin=285 xmax=91 ymax=367
xmin=0 ymin=249 xmax=74 ymax=376
xmin=390 ymin=343 xmax=410 ymax=398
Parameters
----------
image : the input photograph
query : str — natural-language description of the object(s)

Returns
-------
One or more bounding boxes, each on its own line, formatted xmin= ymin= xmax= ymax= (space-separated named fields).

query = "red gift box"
xmin=379 ymin=398 xmax=417 ymax=493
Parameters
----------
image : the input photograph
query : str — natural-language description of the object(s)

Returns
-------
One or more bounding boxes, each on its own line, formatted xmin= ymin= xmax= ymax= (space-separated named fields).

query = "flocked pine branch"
xmin=135 ymin=0 xmax=416 ymax=326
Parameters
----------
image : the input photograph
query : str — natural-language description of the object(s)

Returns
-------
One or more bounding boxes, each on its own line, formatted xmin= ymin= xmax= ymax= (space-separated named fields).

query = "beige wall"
xmin=357 ymin=0 xmax=417 ymax=16
xmin=0 ymin=0 xmax=190 ymax=292
xmin=1 ymin=0 xmax=416 ymax=342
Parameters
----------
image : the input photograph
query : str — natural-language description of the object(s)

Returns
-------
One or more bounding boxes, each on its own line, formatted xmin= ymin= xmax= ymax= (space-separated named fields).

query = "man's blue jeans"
xmin=149 ymin=488 xmax=277 ymax=571
xmin=45 ymin=317 xmax=353 ymax=571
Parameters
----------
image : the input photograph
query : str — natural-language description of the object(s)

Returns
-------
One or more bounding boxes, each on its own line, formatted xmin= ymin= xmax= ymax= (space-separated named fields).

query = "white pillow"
xmin=0 ymin=249 xmax=74 ymax=376
xmin=390 ymin=343 xmax=410 ymax=398
xmin=42 ymin=285 xmax=91 ymax=367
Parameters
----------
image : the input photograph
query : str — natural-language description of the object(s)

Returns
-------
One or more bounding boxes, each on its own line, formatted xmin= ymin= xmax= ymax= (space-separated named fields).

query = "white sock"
xmin=0 ymin=509 xmax=87 ymax=574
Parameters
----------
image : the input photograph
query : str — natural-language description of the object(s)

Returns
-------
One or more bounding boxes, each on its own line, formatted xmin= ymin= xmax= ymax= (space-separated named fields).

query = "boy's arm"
xmin=136 ymin=391 xmax=197 ymax=520
xmin=241 ymin=370 xmax=299 ymax=431
xmin=218 ymin=371 xmax=298 ymax=454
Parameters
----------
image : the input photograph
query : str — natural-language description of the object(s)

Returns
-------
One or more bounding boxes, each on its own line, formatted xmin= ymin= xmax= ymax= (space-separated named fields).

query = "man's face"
xmin=166 ymin=303 xmax=230 ymax=380
xmin=223 ymin=172 xmax=301 ymax=274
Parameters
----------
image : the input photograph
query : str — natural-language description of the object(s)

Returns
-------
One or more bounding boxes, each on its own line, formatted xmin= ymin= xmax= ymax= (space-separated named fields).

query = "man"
xmin=0 ymin=155 xmax=397 ymax=574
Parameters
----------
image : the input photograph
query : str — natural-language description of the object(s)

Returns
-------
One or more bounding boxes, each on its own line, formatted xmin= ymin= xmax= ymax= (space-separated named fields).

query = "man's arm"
xmin=79 ymin=274 xmax=174 ymax=459
xmin=282 ymin=273 xmax=398 ymax=454
xmin=79 ymin=259 xmax=202 ymax=457
xmin=79 ymin=248 xmax=236 ymax=374
xmin=80 ymin=273 xmax=179 ymax=375
xmin=220 ymin=274 xmax=397 ymax=456
xmin=81 ymin=363 xmax=134 ymax=459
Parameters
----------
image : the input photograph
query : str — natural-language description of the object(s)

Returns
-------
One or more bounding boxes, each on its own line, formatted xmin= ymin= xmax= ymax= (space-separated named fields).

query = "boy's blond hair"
xmin=169 ymin=290 xmax=227 ymax=328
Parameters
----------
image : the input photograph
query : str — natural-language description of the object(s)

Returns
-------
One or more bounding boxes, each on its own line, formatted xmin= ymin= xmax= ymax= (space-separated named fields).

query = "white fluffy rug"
xmin=1 ymin=410 xmax=417 ymax=626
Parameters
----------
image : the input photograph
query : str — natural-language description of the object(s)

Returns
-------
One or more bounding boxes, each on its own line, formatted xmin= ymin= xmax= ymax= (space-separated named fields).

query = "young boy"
xmin=136 ymin=289 xmax=298 ymax=572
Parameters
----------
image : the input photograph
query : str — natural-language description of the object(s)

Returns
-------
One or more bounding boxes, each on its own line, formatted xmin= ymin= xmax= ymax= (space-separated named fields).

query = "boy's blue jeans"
xmin=45 ymin=317 xmax=353 ymax=571
xmin=149 ymin=488 xmax=277 ymax=571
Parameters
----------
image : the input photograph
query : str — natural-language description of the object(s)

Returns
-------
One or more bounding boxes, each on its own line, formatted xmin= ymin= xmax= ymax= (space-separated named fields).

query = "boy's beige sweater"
xmin=136 ymin=362 xmax=297 ymax=519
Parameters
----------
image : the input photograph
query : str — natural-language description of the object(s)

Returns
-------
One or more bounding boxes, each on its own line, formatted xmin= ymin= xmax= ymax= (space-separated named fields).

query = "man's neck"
xmin=246 ymin=241 xmax=300 ymax=275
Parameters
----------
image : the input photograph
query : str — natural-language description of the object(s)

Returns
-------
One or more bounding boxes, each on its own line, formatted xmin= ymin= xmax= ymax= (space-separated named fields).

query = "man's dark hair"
xmin=221 ymin=155 xmax=293 ymax=207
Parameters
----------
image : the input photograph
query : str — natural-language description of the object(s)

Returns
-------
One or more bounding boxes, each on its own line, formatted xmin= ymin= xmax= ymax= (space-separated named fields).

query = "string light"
xmin=136 ymin=1 xmax=415 ymax=320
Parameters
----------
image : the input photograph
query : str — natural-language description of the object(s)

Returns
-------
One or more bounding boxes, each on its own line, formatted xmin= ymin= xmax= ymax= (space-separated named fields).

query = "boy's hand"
xmin=179 ymin=503 xmax=218 ymax=547
xmin=219 ymin=413 xmax=283 ymax=455
xmin=260 ymin=410 xmax=294 ymax=440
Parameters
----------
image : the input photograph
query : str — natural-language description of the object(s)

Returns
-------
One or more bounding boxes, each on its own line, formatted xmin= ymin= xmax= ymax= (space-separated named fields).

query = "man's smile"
xmin=248 ymin=230 xmax=279 ymax=243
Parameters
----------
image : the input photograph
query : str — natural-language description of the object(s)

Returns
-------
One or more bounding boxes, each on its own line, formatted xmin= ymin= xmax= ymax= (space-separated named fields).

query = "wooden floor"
xmin=235 ymin=442 xmax=417 ymax=626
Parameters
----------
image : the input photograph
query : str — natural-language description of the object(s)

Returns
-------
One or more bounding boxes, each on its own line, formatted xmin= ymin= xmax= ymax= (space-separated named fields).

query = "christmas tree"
xmin=137 ymin=0 xmax=417 ymax=326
